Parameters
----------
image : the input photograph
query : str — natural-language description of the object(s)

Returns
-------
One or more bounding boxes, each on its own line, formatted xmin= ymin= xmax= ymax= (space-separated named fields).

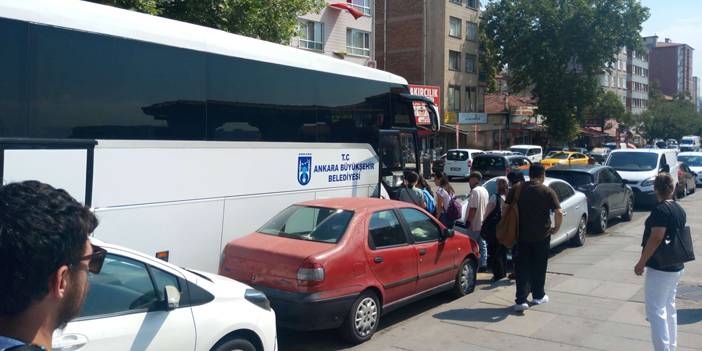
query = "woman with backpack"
xmin=417 ymin=176 xmax=436 ymax=215
xmin=433 ymin=172 xmax=458 ymax=228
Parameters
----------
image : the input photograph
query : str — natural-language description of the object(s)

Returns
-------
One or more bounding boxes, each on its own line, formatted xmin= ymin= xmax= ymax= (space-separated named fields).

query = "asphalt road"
xmin=277 ymin=182 xmax=702 ymax=351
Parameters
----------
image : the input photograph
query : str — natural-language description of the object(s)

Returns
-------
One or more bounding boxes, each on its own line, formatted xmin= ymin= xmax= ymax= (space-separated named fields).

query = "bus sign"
xmin=409 ymin=84 xmax=440 ymax=113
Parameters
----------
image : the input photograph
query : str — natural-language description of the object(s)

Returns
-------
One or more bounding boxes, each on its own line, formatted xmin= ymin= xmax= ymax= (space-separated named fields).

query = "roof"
xmin=510 ymin=145 xmax=542 ymax=149
xmin=546 ymin=165 xmax=608 ymax=174
xmin=610 ymin=148 xmax=673 ymax=154
xmin=297 ymin=197 xmax=414 ymax=212
xmin=0 ymin=0 xmax=407 ymax=85
xmin=485 ymin=94 xmax=536 ymax=114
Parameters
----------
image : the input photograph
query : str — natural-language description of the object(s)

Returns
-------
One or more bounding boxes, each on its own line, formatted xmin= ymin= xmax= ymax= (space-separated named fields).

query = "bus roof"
xmin=0 ymin=0 xmax=407 ymax=85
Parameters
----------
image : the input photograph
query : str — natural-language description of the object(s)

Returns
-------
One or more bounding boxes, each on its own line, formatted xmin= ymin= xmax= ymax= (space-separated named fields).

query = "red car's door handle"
xmin=374 ymin=256 xmax=384 ymax=264
xmin=418 ymin=249 xmax=427 ymax=256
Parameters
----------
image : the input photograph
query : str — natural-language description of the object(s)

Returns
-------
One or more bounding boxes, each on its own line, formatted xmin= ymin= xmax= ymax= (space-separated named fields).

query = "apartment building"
xmin=292 ymin=1 xmax=375 ymax=67
xmin=694 ymin=76 xmax=700 ymax=111
xmin=645 ymin=36 xmax=695 ymax=99
xmin=599 ymin=47 xmax=650 ymax=115
xmin=601 ymin=49 xmax=630 ymax=107
xmin=376 ymin=0 xmax=484 ymax=151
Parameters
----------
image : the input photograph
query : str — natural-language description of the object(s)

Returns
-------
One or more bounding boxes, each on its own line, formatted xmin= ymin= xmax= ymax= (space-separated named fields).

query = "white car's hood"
xmin=612 ymin=170 xmax=656 ymax=183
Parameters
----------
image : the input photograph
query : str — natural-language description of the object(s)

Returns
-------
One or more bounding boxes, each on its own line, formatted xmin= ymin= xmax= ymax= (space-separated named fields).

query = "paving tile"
xmin=580 ymin=332 xmax=654 ymax=351
xmin=588 ymin=281 xmax=642 ymax=301
xmin=483 ymin=309 xmax=559 ymax=337
xmin=531 ymin=315 xmax=600 ymax=346
xmin=608 ymin=302 xmax=648 ymax=327
xmin=551 ymin=277 xmax=603 ymax=295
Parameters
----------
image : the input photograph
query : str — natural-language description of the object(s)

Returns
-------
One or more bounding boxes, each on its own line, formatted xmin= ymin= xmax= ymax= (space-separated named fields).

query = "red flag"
xmin=329 ymin=3 xmax=365 ymax=19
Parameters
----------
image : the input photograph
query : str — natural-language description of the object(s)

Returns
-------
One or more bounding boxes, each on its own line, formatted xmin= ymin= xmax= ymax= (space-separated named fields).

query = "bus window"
xmin=401 ymin=132 xmax=417 ymax=169
xmin=380 ymin=132 xmax=402 ymax=171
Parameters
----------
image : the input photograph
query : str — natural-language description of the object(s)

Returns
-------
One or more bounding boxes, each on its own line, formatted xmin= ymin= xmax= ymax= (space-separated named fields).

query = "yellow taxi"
xmin=540 ymin=151 xmax=590 ymax=168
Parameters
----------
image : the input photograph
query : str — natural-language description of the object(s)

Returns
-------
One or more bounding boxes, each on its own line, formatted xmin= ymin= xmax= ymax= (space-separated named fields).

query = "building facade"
xmin=375 ymin=0 xmax=483 ymax=153
xmin=627 ymin=48 xmax=650 ymax=115
xmin=693 ymin=76 xmax=700 ymax=111
xmin=292 ymin=1 xmax=375 ymax=67
xmin=645 ymin=36 xmax=695 ymax=99
xmin=600 ymin=49 xmax=630 ymax=108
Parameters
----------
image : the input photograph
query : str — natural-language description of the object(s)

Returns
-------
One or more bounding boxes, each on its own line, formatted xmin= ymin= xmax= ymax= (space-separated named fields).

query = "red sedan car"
xmin=220 ymin=197 xmax=479 ymax=344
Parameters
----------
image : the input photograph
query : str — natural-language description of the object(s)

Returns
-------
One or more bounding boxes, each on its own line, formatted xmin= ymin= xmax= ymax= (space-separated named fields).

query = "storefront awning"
xmin=440 ymin=124 xmax=472 ymax=136
xmin=329 ymin=3 xmax=364 ymax=19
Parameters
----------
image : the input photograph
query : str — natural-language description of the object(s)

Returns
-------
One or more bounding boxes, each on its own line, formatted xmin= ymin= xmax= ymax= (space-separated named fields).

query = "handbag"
xmin=496 ymin=184 xmax=522 ymax=248
xmin=480 ymin=194 xmax=502 ymax=241
xmin=649 ymin=201 xmax=695 ymax=268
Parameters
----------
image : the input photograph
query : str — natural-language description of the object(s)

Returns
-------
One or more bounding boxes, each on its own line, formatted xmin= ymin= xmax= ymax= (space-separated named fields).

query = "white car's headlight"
xmin=641 ymin=176 xmax=656 ymax=187
xmin=245 ymin=289 xmax=271 ymax=311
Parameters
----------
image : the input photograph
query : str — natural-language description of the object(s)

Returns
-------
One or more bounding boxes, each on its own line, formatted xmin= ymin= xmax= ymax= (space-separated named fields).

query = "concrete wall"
xmin=294 ymin=0 xmax=374 ymax=66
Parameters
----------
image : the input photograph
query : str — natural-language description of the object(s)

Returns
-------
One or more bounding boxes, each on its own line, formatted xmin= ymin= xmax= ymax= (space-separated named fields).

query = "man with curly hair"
xmin=0 ymin=181 xmax=102 ymax=350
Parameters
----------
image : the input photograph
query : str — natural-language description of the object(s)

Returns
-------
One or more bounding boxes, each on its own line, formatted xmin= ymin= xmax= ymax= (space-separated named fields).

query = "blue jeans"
xmin=466 ymin=229 xmax=488 ymax=268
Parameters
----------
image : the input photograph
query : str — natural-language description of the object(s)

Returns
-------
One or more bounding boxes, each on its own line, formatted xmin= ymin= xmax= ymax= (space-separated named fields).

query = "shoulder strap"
xmin=404 ymin=188 xmax=421 ymax=207
xmin=663 ymin=201 xmax=685 ymax=230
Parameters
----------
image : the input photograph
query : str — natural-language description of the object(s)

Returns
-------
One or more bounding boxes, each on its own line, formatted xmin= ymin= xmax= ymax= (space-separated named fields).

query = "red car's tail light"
xmin=297 ymin=261 xmax=325 ymax=286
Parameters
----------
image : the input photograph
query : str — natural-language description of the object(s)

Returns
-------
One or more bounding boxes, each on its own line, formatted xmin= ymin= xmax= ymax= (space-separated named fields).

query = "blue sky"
xmin=641 ymin=0 xmax=701 ymax=80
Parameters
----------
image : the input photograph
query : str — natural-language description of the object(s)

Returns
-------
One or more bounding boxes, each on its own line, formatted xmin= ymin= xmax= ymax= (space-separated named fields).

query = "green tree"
xmin=482 ymin=0 xmax=649 ymax=142
xmin=87 ymin=0 xmax=325 ymax=44
xmin=588 ymin=90 xmax=627 ymax=131
xmin=638 ymin=98 xmax=702 ymax=142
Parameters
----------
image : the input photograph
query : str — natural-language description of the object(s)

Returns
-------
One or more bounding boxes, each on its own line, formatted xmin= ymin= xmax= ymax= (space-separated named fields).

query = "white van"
xmin=606 ymin=149 xmax=679 ymax=206
xmin=444 ymin=149 xmax=484 ymax=179
xmin=680 ymin=135 xmax=701 ymax=152
xmin=510 ymin=145 xmax=543 ymax=162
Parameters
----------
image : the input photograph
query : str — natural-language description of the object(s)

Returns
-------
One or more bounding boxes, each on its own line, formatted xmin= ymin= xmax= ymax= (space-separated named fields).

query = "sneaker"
xmin=531 ymin=295 xmax=550 ymax=305
xmin=513 ymin=303 xmax=529 ymax=312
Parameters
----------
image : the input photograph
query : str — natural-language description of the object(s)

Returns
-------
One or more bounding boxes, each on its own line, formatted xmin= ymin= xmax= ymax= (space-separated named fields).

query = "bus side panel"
xmin=91 ymin=145 xmax=379 ymax=208
xmin=94 ymin=200 xmax=224 ymax=272
xmin=3 ymin=149 xmax=87 ymax=203
xmin=220 ymin=192 xmax=316 ymax=249
xmin=314 ymin=186 xmax=371 ymax=200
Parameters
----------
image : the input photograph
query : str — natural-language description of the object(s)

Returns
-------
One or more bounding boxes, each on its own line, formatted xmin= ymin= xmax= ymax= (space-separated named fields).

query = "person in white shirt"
xmin=465 ymin=172 xmax=489 ymax=269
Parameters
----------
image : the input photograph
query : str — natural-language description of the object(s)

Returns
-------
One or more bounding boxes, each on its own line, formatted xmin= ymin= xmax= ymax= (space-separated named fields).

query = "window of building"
xmin=299 ymin=21 xmax=324 ymax=51
xmin=346 ymin=29 xmax=370 ymax=57
xmin=477 ymin=87 xmax=485 ymax=112
xmin=347 ymin=0 xmax=371 ymax=16
xmin=449 ymin=0 xmax=462 ymax=5
xmin=465 ymin=87 xmax=476 ymax=112
xmin=467 ymin=0 xmax=478 ymax=8
xmin=465 ymin=54 xmax=477 ymax=73
xmin=448 ymin=85 xmax=461 ymax=112
xmin=449 ymin=17 xmax=462 ymax=38
xmin=449 ymin=50 xmax=461 ymax=71
xmin=466 ymin=22 xmax=478 ymax=41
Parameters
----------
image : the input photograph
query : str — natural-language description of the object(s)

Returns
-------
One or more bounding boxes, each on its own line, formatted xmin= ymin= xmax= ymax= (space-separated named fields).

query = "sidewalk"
xmin=352 ymin=195 xmax=702 ymax=351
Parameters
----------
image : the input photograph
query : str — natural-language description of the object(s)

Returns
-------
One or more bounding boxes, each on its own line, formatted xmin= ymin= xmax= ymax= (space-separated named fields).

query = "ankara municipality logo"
xmin=297 ymin=153 xmax=312 ymax=186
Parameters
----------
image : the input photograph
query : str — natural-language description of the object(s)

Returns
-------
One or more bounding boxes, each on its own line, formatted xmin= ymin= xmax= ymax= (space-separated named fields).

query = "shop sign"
xmin=459 ymin=112 xmax=487 ymax=124
xmin=409 ymin=84 xmax=441 ymax=113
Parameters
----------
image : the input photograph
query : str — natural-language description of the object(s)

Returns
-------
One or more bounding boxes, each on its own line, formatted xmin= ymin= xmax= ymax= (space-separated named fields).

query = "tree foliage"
xmin=87 ymin=0 xmax=325 ymax=44
xmin=588 ymin=90 xmax=627 ymax=131
xmin=636 ymin=85 xmax=702 ymax=141
xmin=482 ymin=0 xmax=649 ymax=142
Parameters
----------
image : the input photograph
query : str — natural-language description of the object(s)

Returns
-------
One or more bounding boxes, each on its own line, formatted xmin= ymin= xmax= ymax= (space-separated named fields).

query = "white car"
xmin=509 ymin=145 xmax=544 ymax=163
xmin=606 ymin=149 xmax=679 ymax=206
xmin=444 ymin=149 xmax=484 ymax=179
xmin=678 ymin=152 xmax=702 ymax=186
xmin=481 ymin=176 xmax=588 ymax=247
xmin=53 ymin=240 xmax=277 ymax=351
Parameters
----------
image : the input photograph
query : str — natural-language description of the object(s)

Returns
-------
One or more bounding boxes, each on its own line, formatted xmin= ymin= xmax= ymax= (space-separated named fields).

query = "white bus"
xmin=0 ymin=1 xmax=439 ymax=272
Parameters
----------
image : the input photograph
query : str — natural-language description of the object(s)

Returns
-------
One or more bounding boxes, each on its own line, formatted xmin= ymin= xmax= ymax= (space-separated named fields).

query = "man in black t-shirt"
xmin=506 ymin=164 xmax=563 ymax=312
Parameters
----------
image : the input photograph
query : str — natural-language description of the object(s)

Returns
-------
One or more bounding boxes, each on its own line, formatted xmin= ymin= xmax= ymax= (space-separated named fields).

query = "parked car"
xmin=444 ymin=149 xmax=484 ymax=179
xmin=566 ymin=147 xmax=589 ymax=155
xmin=678 ymin=152 xmax=702 ymax=186
xmin=509 ymin=145 xmax=544 ymax=162
xmin=471 ymin=153 xmax=531 ymax=180
xmin=588 ymin=147 xmax=610 ymax=164
xmin=677 ymin=163 xmax=697 ymax=197
xmin=219 ymin=198 xmax=480 ymax=344
xmin=482 ymin=177 xmax=588 ymax=247
xmin=53 ymin=240 xmax=277 ymax=351
xmin=546 ymin=165 xmax=633 ymax=233
xmin=680 ymin=135 xmax=700 ymax=152
xmin=540 ymin=151 xmax=590 ymax=168
xmin=606 ymin=149 xmax=679 ymax=206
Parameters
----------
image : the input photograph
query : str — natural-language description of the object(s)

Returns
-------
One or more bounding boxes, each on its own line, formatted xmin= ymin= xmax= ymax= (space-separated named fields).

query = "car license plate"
xmin=450 ymin=167 xmax=461 ymax=171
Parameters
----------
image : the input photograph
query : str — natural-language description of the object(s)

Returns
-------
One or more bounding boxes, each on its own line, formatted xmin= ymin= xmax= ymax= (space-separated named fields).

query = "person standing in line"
xmin=398 ymin=171 xmax=426 ymax=209
xmin=635 ymin=173 xmax=687 ymax=351
xmin=433 ymin=172 xmax=456 ymax=228
xmin=464 ymin=171 xmax=489 ymax=270
xmin=417 ymin=176 xmax=436 ymax=215
xmin=507 ymin=171 xmax=526 ymax=280
xmin=506 ymin=164 xmax=562 ymax=312
xmin=0 ymin=181 xmax=104 ymax=350
xmin=483 ymin=178 xmax=509 ymax=282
